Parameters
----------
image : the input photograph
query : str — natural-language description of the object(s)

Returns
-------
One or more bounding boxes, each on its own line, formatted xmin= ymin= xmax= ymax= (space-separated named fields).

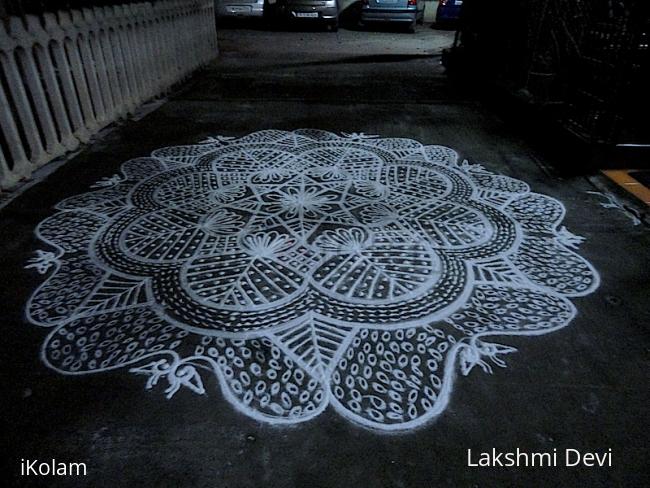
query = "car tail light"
xmin=408 ymin=0 xmax=417 ymax=5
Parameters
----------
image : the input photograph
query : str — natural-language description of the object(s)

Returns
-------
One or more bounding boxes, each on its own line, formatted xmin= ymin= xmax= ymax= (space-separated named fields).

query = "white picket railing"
xmin=0 ymin=0 xmax=218 ymax=190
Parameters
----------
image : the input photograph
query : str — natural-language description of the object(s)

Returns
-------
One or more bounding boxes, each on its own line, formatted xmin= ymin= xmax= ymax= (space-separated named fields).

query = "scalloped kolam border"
xmin=24 ymin=129 xmax=600 ymax=432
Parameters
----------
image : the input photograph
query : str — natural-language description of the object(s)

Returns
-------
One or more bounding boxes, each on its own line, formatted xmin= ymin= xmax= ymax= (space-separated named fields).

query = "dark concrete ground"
xmin=1 ymin=23 xmax=649 ymax=487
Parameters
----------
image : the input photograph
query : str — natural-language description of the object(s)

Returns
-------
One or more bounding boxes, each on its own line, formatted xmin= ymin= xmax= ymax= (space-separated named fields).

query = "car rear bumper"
xmin=361 ymin=8 xmax=417 ymax=24
xmin=288 ymin=5 xmax=339 ymax=21
xmin=217 ymin=3 xmax=265 ymax=17
xmin=435 ymin=5 xmax=461 ymax=22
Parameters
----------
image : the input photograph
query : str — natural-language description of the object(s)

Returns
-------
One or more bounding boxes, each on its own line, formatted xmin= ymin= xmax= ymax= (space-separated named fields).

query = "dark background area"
xmin=445 ymin=0 xmax=649 ymax=148
xmin=3 ymin=0 xmax=648 ymax=157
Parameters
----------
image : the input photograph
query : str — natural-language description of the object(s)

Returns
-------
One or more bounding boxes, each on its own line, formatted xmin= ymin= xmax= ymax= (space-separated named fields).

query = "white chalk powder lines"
xmin=26 ymin=129 xmax=599 ymax=431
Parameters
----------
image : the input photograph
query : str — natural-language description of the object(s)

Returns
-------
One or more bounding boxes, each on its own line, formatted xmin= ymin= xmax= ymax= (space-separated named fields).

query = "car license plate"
xmin=228 ymin=6 xmax=250 ymax=13
xmin=295 ymin=12 xmax=318 ymax=18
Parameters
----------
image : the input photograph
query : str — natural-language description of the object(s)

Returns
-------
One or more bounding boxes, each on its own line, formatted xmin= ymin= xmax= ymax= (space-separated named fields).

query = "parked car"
xmin=216 ymin=0 xmax=265 ymax=18
xmin=361 ymin=0 xmax=425 ymax=33
xmin=435 ymin=0 xmax=462 ymax=24
xmin=281 ymin=0 xmax=340 ymax=31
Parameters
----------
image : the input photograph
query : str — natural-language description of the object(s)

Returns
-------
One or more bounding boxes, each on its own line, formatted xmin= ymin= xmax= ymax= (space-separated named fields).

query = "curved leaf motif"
xmin=183 ymin=232 xmax=303 ymax=309
xmin=409 ymin=201 xmax=491 ymax=248
xmin=122 ymin=209 xmax=208 ymax=262
xmin=313 ymin=233 xmax=440 ymax=302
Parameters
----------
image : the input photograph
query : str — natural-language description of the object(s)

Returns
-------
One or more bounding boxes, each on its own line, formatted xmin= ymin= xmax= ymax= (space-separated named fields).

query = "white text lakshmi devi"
xmin=467 ymin=448 xmax=612 ymax=468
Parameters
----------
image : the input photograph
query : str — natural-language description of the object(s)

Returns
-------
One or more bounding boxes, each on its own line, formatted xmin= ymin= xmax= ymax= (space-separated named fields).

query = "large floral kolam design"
xmin=26 ymin=130 xmax=599 ymax=431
